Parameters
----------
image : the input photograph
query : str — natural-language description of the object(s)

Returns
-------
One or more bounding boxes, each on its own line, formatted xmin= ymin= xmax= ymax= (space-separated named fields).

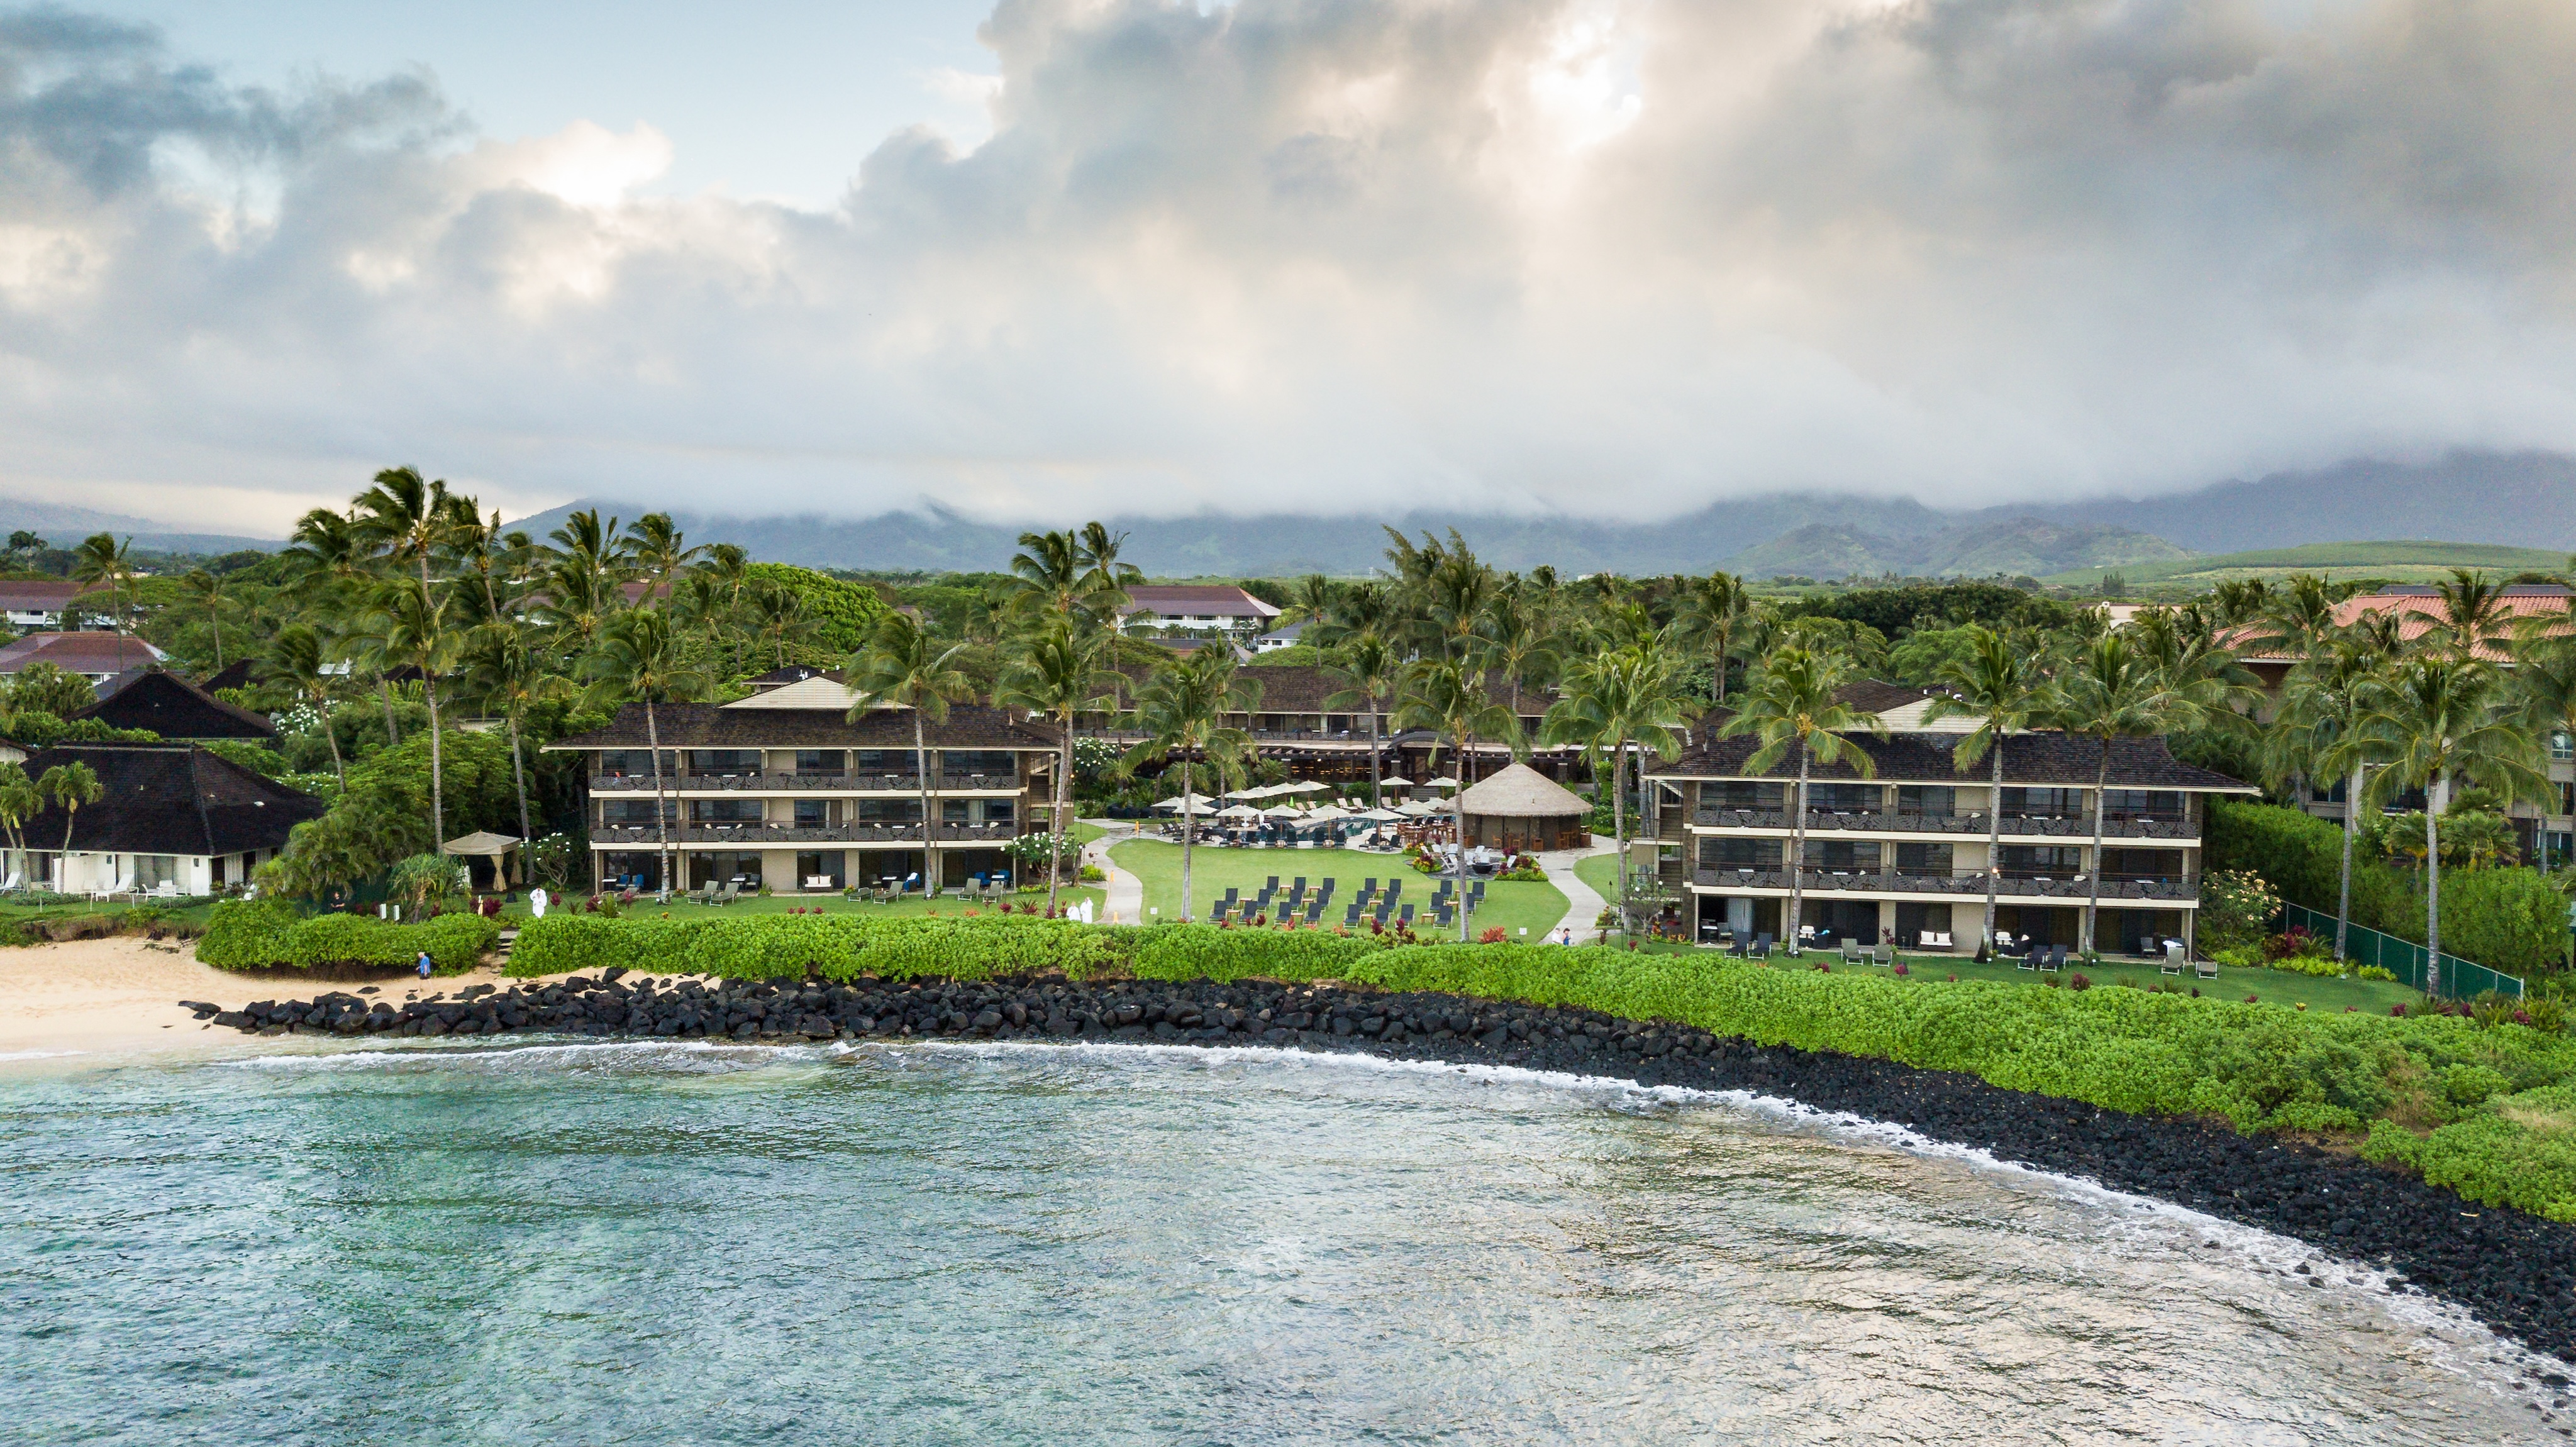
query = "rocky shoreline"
xmin=193 ymin=968 xmax=2576 ymax=1371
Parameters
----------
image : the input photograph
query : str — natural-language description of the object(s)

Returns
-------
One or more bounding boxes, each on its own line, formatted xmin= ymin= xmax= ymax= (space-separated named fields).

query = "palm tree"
xmin=1541 ymin=645 xmax=1694 ymax=938
xmin=847 ymin=612 xmax=974 ymax=896
xmin=2432 ymin=568 xmax=2512 ymax=658
xmin=1392 ymin=658 xmax=1523 ymax=940
xmin=2273 ymin=635 xmax=2396 ymax=962
xmin=1075 ymin=523 xmax=1145 ymax=604
xmin=0 ymin=761 xmax=40 ymax=871
xmin=1718 ymin=646 xmax=1884 ymax=956
xmin=360 ymin=579 xmax=463 ymax=851
xmin=1476 ymin=585 xmax=1558 ymax=725
xmin=70 ymin=533 xmax=135 ymax=633
xmin=2043 ymin=632 xmax=2192 ymax=957
xmin=1323 ymin=632 xmax=1404 ymax=808
xmin=2240 ymin=574 xmax=2345 ymax=661
xmin=257 ymin=623 xmax=348 ymax=785
xmin=577 ymin=608 xmax=712 ymax=895
xmin=622 ymin=513 xmax=705 ymax=600
xmin=1676 ymin=570 xmax=1756 ymax=704
xmin=1009 ymin=529 xmax=1091 ymax=620
xmin=1277 ymin=574 xmax=1340 ymax=632
xmin=461 ymin=623 xmax=566 ymax=853
xmin=2357 ymin=655 xmax=2547 ymax=991
xmin=1921 ymin=626 xmax=2048 ymax=955
xmin=352 ymin=465 xmax=454 ymax=603
xmin=40 ymin=760 xmax=103 ymax=859
xmin=1118 ymin=648 xmax=1259 ymax=923
xmin=179 ymin=568 xmax=233 ymax=670
xmin=996 ymin=616 xmax=1119 ymax=917
xmin=746 ymin=580 xmax=814 ymax=667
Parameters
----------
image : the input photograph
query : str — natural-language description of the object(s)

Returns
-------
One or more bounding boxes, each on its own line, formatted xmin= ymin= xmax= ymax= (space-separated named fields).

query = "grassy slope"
xmin=1577 ymin=853 xmax=2418 ymax=1012
xmin=2046 ymin=540 xmax=2569 ymax=588
xmin=1111 ymin=839 xmax=1568 ymax=940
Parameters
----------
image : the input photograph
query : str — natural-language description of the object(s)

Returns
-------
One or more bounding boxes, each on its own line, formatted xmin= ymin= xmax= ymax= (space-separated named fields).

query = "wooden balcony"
xmin=1689 ymin=867 xmax=2197 ymax=902
xmin=591 ymin=821 xmax=1033 ymax=846
xmin=1690 ymin=807 xmax=2197 ymax=841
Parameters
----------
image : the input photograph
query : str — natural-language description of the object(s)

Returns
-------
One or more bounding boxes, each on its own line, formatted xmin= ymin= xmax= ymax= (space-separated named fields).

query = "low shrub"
xmin=196 ymin=900 xmax=500 ymax=975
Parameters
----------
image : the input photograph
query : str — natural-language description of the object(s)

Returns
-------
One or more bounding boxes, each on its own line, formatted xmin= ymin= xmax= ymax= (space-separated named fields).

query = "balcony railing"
xmin=590 ymin=772 xmax=1024 ymax=794
xmin=592 ymin=821 xmax=1030 ymax=846
xmin=1689 ymin=867 xmax=2197 ymax=902
xmin=1689 ymin=807 xmax=2196 ymax=841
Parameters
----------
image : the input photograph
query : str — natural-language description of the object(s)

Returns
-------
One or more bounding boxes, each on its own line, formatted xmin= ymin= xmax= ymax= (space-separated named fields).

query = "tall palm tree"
xmin=461 ymin=622 xmax=566 ymax=853
xmin=1075 ymin=523 xmax=1145 ymax=605
xmin=40 ymin=760 xmax=103 ymax=859
xmin=360 ymin=579 xmax=464 ymax=850
xmin=2043 ymin=632 xmax=2191 ymax=957
xmin=179 ymin=568 xmax=233 ymax=670
xmin=69 ymin=533 xmax=135 ymax=633
xmin=0 ymin=760 xmax=40 ymax=868
xmin=623 ymin=513 xmax=705 ymax=600
xmin=1541 ymin=645 xmax=1694 ymax=938
xmin=1921 ymin=625 xmax=2048 ymax=955
xmin=2273 ymin=635 xmax=2396 ymax=962
xmin=1277 ymin=574 xmax=1340 ymax=631
xmin=577 ymin=608 xmax=712 ymax=895
xmin=352 ymin=466 xmax=454 ymax=604
xmin=1117 ymin=648 xmax=1260 ymax=922
xmin=1392 ymin=658 xmax=1523 ymax=941
xmin=996 ymin=616 xmax=1120 ymax=917
xmin=848 ymin=611 xmax=974 ymax=896
xmin=1323 ymin=632 xmax=1404 ymax=808
xmin=1676 ymin=570 xmax=1756 ymax=705
xmin=1009 ymin=529 xmax=1091 ymax=620
xmin=1718 ymin=646 xmax=1883 ymax=956
xmin=2358 ymin=655 xmax=2545 ymax=992
xmin=1476 ymin=585 xmax=1558 ymax=726
xmin=746 ymin=580 xmax=814 ymax=667
xmin=2432 ymin=568 xmax=2512 ymax=658
xmin=2241 ymin=573 xmax=2345 ymax=661
xmin=438 ymin=504 xmax=523 ymax=626
xmin=257 ymin=623 xmax=348 ymax=785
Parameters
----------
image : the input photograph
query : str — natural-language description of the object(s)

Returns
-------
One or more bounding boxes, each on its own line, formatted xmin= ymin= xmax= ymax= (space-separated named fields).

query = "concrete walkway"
xmin=1535 ymin=841 xmax=1619 ymax=945
xmin=1081 ymin=820 xmax=1145 ymax=924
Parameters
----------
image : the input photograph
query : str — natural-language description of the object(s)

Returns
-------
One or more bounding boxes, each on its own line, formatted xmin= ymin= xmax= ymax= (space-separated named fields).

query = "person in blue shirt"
xmin=416 ymin=950 xmax=434 ymax=980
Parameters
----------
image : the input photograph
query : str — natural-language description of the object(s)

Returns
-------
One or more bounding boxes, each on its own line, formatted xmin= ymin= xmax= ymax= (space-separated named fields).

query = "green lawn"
xmin=2 ymin=897 xmax=223 ymax=929
xmin=1111 ymin=840 xmax=1569 ymax=940
xmin=489 ymin=886 xmax=1105 ymax=923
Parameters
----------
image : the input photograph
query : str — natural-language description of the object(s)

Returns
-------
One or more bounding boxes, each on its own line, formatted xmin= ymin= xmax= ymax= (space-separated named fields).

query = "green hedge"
xmin=2206 ymin=800 xmax=2566 ymax=976
xmin=196 ymin=900 xmax=502 ymax=975
xmin=506 ymin=912 xmax=2576 ymax=1219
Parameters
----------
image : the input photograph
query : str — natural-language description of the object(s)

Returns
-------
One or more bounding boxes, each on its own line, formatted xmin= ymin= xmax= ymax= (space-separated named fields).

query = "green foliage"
xmin=3 ymin=661 xmax=100 ymax=719
xmin=2207 ymin=800 xmax=2566 ymax=975
xmin=2198 ymin=870 xmax=2279 ymax=956
xmin=1776 ymin=581 xmax=2079 ymax=640
xmin=2 ymin=711 xmax=159 ymax=748
xmin=195 ymin=899 xmax=499 ymax=974
xmin=1884 ymin=625 xmax=1985 ymax=687
xmin=743 ymin=563 xmax=889 ymax=662
xmin=269 ymin=728 xmax=524 ymax=898
xmin=202 ymin=739 xmax=291 ymax=778
xmin=1247 ymin=645 xmax=1324 ymax=667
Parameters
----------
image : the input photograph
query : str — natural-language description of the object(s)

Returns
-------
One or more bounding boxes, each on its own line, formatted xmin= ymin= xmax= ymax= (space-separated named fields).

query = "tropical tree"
xmin=257 ymin=623 xmax=348 ymax=785
xmin=1116 ymin=648 xmax=1260 ymax=922
xmin=623 ymin=513 xmax=705 ymax=599
xmin=2043 ymin=632 xmax=2192 ymax=956
xmin=1008 ymin=529 xmax=1093 ymax=621
xmin=2431 ymin=568 xmax=2512 ymax=658
xmin=178 ymin=568 xmax=235 ymax=670
xmin=745 ymin=579 xmax=814 ymax=667
xmin=2267 ymin=633 xmax=2396 ymax=962
xmin=352 ymin=465 xmax=454 ymax=604
xmin=460 ymin=622 xmax=565 ymax=850
xmin=1075 ymin=523 xmax=1145 ymax=604
xmin=1718 ymin=646 xmax=1883 ymax=956
xmin=40 ymin=760 xmax=103 ymax=857
xmin=70 ymin=533 xmax=135 ymax=632
xmin=1322 ymin=632 xmax=1404 ymax=808
xmin=0 ymin=761 xmax=39 ymax=872
xmin=357 ymin=579 xmax=462 ymax=851
xmin=577 ymin=607 xmax=712 ymax=895
xmin=996 ymin=616 xmax=1119 ymax=917
xmin=1541 ymin=645 xmax=1694 ymax=938
xmin=847 ymin=611 xmax=974 ymax=896
xmin=2358 ymin=655 xmax=2548 ymax=990
xmin=1477 ymin=584 xmax=1559 ymax=723
xmin=1676 ymin=570 xmax=1757 ymax=704
xmin=1392 ymin=658 xmax=1523 ymax=941
xmin=1920 ymin=625 xmax=2049 ymax=954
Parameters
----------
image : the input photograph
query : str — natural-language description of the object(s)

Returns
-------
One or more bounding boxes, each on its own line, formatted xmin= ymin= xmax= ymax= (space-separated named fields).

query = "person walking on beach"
xmin=416 ymin=950 xmax=434 ymax=980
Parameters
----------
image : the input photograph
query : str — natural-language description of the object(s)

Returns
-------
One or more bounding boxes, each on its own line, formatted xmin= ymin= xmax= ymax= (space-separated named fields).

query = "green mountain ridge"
xmin=1724 ymin=517 xmax=2193 ymax=580
xmin=2044 ymin=540 xmax=2573 ymax=588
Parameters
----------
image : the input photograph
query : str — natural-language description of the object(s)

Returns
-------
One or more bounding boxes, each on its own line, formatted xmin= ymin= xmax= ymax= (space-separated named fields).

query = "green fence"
xmin=2279 ymin=902 xmax=2524 ymax=1001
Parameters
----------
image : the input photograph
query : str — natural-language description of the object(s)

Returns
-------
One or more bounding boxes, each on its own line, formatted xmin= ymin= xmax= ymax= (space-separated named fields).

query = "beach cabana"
xmin=441 ymin=829 xmax=524 ymax=889
xmin=1452 ymin=763 xmax=1591 ymax=853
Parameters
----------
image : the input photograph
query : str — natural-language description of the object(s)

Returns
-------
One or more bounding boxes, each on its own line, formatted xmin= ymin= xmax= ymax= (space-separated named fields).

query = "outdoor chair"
xmin=1343 ymin=903 xmax=1362 ymax=926
xmin=2161 ymin=941 xmax=2185 ymax=976
xmin=1398 ymin=904 xmax=1416 ymax=926
xmin=1874 ymin=943 xmax=1896 ymax=967
xmin=0 ymin=871 xmax=19 ymax=892
xmin=1932 ymin=932 xmax=1953 ymax=950
xmin=1265 ymin=876 xmax=1280 ymax=892
xmin=1840 ymin=939 xmax=1864 ymax=964
xmin=2194 ymin=951 xmax=2219 ymax=982
xmin=1360 ymin=877 xmax=1379 ymax=899
xmin=1434 ymin=904 xmax=1455 ymax=929
xmin=1372 ymin=904 xmax=1392 ymax=925
xmin=1729 ymin=936 xmax=1748 ymax=958
xmin=1918 ymin=931 xmax=1939 ymax=950
xmin=2036 ymin=946 xmax=2062 ymax=974
xmin=1752 ymin=934 xmax=1773 ymax=960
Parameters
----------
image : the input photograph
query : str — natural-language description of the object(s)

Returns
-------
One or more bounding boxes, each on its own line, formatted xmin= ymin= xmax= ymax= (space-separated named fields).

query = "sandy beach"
xmin=0 ymin=940 xmax=529 ymax=1065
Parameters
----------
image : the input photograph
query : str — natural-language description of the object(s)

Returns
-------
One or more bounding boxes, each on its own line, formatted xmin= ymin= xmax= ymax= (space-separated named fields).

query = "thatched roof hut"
xmin=1453 ymin=763 xmax=1590 ymax=853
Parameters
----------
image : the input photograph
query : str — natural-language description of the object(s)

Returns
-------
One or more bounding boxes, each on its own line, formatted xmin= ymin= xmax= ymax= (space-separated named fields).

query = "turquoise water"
xmin=2 ymin=1038 xmax=2560 ymax=1444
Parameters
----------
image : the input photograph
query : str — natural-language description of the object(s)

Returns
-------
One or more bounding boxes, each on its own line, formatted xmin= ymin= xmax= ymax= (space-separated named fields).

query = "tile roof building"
xmin=1115 ymin=585 xmax=1280 ymax=635
xmin=77 ymin=670 xmax=277 ymax=741
xmin=1643 ymin=682 xmax=2256 ymax=956
xmin=0 ymin=631 xmax=166 ymax=685
xmin=13 ymin=743 xmax=323 ymax=895
xmin=0 ymin=580 xmax=106 ymax=633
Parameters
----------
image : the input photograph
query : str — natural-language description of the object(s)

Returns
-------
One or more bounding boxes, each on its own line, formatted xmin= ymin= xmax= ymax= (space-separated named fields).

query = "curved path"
xmin=1081 ymin=820 xmax=1145 ymax=924
xmin=1535 ymin=840 xmax=1619 ymax=945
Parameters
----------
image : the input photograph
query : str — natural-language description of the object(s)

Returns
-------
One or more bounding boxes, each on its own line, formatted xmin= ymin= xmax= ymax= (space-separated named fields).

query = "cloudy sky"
xmin=4 ymin=0 xmax=2573 ymax=537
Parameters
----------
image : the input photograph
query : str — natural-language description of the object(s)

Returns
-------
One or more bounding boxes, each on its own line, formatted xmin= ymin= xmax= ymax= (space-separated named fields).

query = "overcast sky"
xmin=4 ymin=0 xmax=2574 ymax=537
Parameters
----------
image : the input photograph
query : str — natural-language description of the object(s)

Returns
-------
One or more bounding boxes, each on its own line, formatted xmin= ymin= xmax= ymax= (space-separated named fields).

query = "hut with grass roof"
xmin=1453 ymin=762 xmax=1590 ymax=853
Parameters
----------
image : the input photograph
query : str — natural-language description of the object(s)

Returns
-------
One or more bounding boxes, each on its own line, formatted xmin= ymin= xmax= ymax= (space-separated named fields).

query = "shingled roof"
xmin=77 ymin=670 xmax=275 ymax=740
xmin=1647 ymin=729 xmax=2257 ymax=791
xmin=547 ymin=701 xmax=1058 ymax=752
xmin=17 ymin=744 xmax=324 ymax=857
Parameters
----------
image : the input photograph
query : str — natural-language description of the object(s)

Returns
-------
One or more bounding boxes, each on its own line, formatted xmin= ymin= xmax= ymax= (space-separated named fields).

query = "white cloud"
xmin=5 ymin=0 xmax=2576 ymax=535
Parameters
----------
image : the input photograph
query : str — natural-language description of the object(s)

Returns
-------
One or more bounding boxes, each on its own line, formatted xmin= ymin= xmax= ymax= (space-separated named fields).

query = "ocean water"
xmin=1 ymin=1038 xmax=2563 ymax=1445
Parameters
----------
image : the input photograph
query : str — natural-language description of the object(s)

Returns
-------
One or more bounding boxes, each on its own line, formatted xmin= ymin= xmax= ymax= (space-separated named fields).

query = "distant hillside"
xmin=0 ymin=494 xmax=279 ymax=555
xmin=1724 ymin=518 xmax=2190 ymax=580
xmin=2003 ymin=451 xmax=2576 ymax=552
xmin=2045 ymin=541 xmax=2572 ymax=589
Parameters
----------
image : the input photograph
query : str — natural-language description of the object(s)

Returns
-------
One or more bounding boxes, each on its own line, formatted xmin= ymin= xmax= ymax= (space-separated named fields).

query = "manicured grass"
xmin=487 ymin=887 xmax=1104 ymax=923
xmin=3 ymin=898 xmax=221 ymax=929
xmin=1110 ymin=839 xmax=1568 ymax=941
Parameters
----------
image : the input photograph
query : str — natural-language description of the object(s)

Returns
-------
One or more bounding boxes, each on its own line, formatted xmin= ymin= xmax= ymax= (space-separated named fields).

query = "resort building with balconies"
xmin=1642 ymin=694 xmax=2257 ymax=953
xmin=549 ymin=674 xmax=1058 ymax=894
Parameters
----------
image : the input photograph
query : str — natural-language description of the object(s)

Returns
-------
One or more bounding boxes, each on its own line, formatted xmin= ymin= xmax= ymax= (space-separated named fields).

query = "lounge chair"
xmin=1729 ymin=936 xmax=1748 ymax=958
xmin=2193 ymin=950 xmax=2219 ymax=981
xmin=1874 ymin=942 xmax=1896 ymax=967
xmin=2036 ymin=945 xmax=2062 ymax=974
xmin=1397 ymin=904 xmax=1416 ymax=926
xmin=1343 ymin=902 xmax=1362 ymax=926
xmin=1840 ymin=939 xmax=1864 ymax=964
xmin=1931 ymin=932 xmax=1953 ymax=950
xmin=1752 ymin=933 xmax=1773 ymax=960
xmin=1361 ymin=877 xmax=1378 ymax=899
xmin=1304 ymin=901 xmax=1324 ymax=925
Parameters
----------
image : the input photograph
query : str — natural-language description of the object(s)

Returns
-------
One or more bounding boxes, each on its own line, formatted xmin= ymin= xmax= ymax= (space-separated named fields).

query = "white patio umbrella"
xmin=1153 ymin=796 xmax=1218 ymax=814
xmin=1281 ymin=780 xmax=1333 ymax=794
xmin=1303 ymin=806 xmax=1349 ymax=824
xmin=1263 ymin=803 xmax=1303 ymax=817
xmin=1222 ymin=785 xmax=1272 ymax=800
xmin=1426 ymin=775 xmax=1460 ymax=788
xmin=1377 ymin=774 xmax=1414 ymax=788
xmin=1217 ymin=803 xmax=1265 ymax=819
xmin=1355 ymin=807 xmax=1404 ymax=822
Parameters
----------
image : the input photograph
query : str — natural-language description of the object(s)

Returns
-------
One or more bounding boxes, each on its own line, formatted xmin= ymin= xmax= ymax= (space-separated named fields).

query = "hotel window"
xmin=1699 ymin=837 xmax=1781 ymax=869
xmin=858 ymin=799 xmax=921 ymax=823
xmin=1702 ymin=780 xmax=1786 ymax=811
xmin=1895 ymin=842 xmax=1953 ymax=874
xmin=793 ymin=800 xmax=834 ymax=828
xmin=2001 ymin=787 xmax=2085 ymax=818
xmin=942 ymin=751 xmax=1016 ymax=778
xmin=2100 ymin=790 xmax=2183 ymax=819
xmin=1803 ymin=784 xmax=1879 ymax=814
xmin=686 ymin=749 xmax=762 ymax=776
xmin=1800 ymin=840 xmax=1881 ymax=872
xmin=794 ymin=750 xmax=845 ymax=775
xmin=2560 ymin=781 xmax=2575 ymax=818
xmin=1897 ymin=785 xmax=1955 ymax=818
xmin=599 ymin=750 xmax=675 ymax=777
xmin=688 ymin=799 xmax=763 ymax=824
xmin=2555 ymin=733 xmax=2575 ymax=762
xmin=1997 ymin=845 xmax=2085 ymax=878
xmin=133 ymin=855 xmax=179 ymax=890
